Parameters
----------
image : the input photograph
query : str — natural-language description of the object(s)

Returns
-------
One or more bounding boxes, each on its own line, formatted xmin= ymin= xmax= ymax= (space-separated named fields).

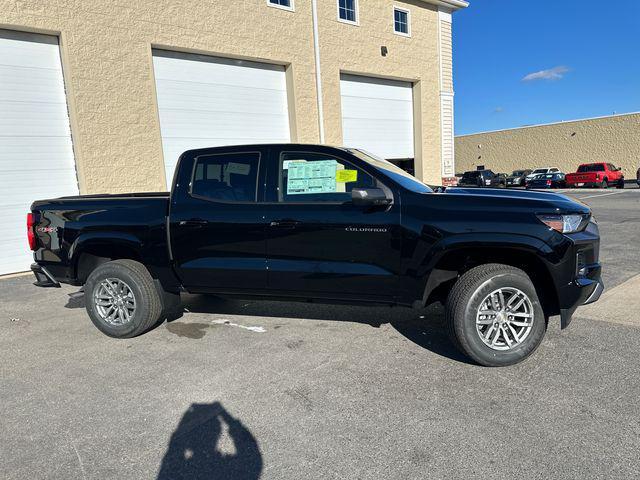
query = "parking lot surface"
xmin=1 ymin=187 xmax=639 ymax=479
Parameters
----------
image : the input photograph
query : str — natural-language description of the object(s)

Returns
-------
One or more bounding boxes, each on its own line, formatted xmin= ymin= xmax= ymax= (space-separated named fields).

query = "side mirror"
xmin=351 ymin=188 xmax=392 ymax=207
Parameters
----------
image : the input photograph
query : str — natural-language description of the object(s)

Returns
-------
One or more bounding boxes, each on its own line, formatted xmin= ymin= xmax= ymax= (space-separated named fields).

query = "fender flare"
xmin=69 ymin=231 xmax=144 ymax=272
xmin=414 ymin=233 xmax=556 ymax=308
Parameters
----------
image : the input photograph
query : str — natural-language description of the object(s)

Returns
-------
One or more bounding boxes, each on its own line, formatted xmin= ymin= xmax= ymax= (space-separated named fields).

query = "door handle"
xmin=179 ymin=219 xmax=209 ymax=227
xmin=269 ymin=220 xmax=301 ymax=229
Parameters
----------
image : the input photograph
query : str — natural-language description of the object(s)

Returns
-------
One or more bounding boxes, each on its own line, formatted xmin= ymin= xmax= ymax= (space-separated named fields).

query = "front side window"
xmin=191 ymin=152 xmax=260 ymax=202
xmin=268 ymin=0 xmax=293 ymax=10
xmin=393 ymin=7 xmax=410 ymax=35
xmin=278 ymin=152 xmax=375 ymax=203
xmin=338 ymin=0 xmax=358 ymax=24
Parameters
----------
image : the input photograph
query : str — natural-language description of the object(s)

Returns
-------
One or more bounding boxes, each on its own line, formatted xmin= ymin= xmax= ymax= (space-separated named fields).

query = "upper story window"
xmin=268 ymin=0 xmax=294 ymax=12
xmin=393 ymin=7 xmax=410 ymax=36
xmin=338 ymin=0 xmax=358 ymax=25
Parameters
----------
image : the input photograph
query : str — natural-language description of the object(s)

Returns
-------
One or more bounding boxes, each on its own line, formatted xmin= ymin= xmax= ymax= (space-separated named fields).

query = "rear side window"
xmin=191 ymin=152 xmax=260 ymax=202
xmin=278 ymin=152 xmax=375 ymax=203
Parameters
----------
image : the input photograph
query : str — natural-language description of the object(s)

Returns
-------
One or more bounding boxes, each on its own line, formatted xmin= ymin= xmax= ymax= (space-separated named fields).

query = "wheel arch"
xmin=70 ymin=232 xmax=144 ymax=284
xmin=420 ymin=236 xmax=561 ymax=317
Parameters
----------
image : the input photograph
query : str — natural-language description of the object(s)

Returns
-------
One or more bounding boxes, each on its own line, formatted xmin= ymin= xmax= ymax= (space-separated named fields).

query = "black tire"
xmin=616 ymin=178 xmax=625 ymax=189
xmin=601 ymin=179 xmax=608 ymax=189
xmin=85 ymin=259 xmax=162 ymax=338
xmin=445 ymin=264 xmax=546 ymax=367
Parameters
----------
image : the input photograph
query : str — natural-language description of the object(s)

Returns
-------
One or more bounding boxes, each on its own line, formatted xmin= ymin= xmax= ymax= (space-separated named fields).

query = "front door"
xmin=170 ymin=148 xmax=268 ymax=292
xmin=264 ymin=147 xmax=402 ymax=302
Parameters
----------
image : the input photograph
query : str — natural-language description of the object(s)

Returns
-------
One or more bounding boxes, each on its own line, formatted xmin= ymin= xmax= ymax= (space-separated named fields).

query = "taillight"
xmin=27 ymin=213 xmax=36 ymax=250
xmin=546 ymin=180 xmax=552 ymax=186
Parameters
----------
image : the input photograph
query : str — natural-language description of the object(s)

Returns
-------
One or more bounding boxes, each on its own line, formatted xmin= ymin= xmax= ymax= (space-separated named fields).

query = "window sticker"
xmin=226 ymin=162 xmax=251 ymax=175
xmin=336 ymin=169 xmax=357 ymax=183
xmin=287 ymin=160 xmax=337 ymax=195
xmin=283 ymin=159 xmax=306 ymax=170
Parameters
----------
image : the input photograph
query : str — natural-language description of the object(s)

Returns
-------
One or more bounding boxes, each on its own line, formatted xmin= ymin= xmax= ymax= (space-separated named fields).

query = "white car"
xmin=525 ymin=167 xmax=561 ymax=184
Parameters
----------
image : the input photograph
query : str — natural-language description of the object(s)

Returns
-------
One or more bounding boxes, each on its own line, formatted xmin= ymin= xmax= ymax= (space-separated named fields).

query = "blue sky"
xmin=453 ymin=0 xmax=640 ymax=135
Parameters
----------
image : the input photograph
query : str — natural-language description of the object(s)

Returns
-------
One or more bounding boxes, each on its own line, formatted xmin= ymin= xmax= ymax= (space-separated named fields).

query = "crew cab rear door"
xmin=168 ymin=147 xmax=268 ymax=292
xmin=262 ymin=146 xmax=402 ymax=301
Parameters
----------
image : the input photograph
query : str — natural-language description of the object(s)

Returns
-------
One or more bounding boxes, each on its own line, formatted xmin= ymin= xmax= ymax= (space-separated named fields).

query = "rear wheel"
xmin=445 ymin=264 xmax=546 ymax=367
xmin=601 ymin=178 xmax=608 ymax=189
xmin=85 ymin=259 xmax=162 ymax=338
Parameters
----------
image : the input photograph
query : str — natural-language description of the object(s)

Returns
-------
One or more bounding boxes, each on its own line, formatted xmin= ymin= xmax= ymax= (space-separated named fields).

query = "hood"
xmin=443 ymin=187 xmax=589 ymax=215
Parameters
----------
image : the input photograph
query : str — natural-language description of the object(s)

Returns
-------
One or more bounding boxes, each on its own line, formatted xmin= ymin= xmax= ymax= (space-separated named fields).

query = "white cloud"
xmin=522 ymin=66 xmax=570 ymax=82
xmin=493 ymin=106 xmax=504 ymax=113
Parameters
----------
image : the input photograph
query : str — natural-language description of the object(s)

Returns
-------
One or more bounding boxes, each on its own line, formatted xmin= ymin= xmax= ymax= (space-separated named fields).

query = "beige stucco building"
xmin=0 ymin=0 xmax=467 ymax=274
xmin=455 ymin=112 xmax=640 ymax=176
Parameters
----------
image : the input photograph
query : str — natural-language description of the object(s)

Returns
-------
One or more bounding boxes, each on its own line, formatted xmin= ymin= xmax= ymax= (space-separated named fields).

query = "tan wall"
xmin=1 ymin=0 xmax=448 ymax=193
xmin=455 ymin=113 xmax=640 ymax=177
xmin=316 ymin=0 xmax=444 ymax=184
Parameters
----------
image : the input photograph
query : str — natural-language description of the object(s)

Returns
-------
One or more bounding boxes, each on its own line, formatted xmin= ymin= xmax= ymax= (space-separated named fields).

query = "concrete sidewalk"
xmin=577 ymin=274 xmax=640 ymax=326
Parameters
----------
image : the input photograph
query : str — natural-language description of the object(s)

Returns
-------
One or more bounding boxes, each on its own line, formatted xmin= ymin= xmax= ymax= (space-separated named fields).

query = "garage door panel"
xmin=0 ymin=101 xmax=73 ymax=137
xmin=153 ymin=52 xmax=286 ymax=90
xmin=340 ymin=96 xmax=413 ymax=121
xmin=0 ymin=29 xmax=78 ymax=274
xmin=340 ymin=74 xmax=413 ymax=100
xmin=0 ymin=65 xmax=67 ymax=103
xmin=0 ymin=30 xmax=61 ymax=69
xmin=153 ymin=49 xmax=291 ymax=188
xmin=0 ymin=137 xmax=75 ymax=167
xmin=340 ymin=74 xmax=414 ymax=160
xmin=155 ymin=79 xmax=289 ymax=115
xmin=157 ymin=110 xmax=290 ymax=139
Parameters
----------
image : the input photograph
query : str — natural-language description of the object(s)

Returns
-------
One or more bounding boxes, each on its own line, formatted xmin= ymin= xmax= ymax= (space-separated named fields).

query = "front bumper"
xmin=558 ymin=263 xmax=603 ymax=329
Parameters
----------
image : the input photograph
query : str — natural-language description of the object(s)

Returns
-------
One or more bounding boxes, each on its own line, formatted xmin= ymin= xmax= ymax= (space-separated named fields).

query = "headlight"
xmin=537 ymin=214 xmax=590 ymax=233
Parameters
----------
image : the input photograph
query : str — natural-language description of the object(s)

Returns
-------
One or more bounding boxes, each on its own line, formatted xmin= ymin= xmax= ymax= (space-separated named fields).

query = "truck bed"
xmin=30 ymin=192 xmax=175 ymax=289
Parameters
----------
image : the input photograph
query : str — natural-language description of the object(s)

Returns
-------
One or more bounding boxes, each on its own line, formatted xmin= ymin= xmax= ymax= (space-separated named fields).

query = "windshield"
xmin=532 ymin=169 xmax=547 ymax=174
xmin=347 ymin=149 xmax=433 ymax=193
xmin=462 ymin=171 xmax=480 ymax=179
xmin=577 ymin=164 xmax=605 ymax=172
xmin=512 ymin=170 xmax=525 ymax=176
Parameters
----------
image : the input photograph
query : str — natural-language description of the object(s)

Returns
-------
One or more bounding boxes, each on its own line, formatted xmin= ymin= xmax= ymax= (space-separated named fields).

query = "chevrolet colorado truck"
xmin=29 ymin=144 xmax=603 ymax=366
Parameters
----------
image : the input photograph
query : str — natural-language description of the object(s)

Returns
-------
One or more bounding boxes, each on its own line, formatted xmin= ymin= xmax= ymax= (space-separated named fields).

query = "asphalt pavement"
xmin=1 ymin=187 xmax=639 ymax=480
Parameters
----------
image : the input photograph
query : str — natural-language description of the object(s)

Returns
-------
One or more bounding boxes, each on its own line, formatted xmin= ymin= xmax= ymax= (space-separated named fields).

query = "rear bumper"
xmin=566 ymin=181 xmax=599 ymax=188
xmin=31 ymin=263 xmax=61 ymax=288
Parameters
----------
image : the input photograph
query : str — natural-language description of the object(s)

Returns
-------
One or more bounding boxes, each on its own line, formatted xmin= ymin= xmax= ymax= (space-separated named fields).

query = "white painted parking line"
xmin=577 ymin=190 xmax=633 ymax=200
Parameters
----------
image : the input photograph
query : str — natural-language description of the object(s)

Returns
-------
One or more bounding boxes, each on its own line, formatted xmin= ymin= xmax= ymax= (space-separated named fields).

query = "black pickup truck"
xmin=29 ymin=144 xmax=603 ymax=366
xmin=457 ymin=169 xmax=506 ymax=188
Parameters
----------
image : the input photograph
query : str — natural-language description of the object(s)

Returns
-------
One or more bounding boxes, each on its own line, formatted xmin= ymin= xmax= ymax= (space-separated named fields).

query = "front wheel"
xmin=616 ymin=178 xmax=625 ymax=189
xmin=445 ymin=264 xmax=546 ymax=367
xmin=85 ymin=259 xmax=163 ymax=338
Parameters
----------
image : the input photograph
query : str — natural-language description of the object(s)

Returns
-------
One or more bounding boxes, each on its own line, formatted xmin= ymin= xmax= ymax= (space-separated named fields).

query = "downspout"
xmin=311 ymin=0 xmax=326 ymax=143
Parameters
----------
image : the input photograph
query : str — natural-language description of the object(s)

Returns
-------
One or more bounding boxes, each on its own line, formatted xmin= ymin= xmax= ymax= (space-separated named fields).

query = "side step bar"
xmin=31 ymin=263 xmax=61 ymax=288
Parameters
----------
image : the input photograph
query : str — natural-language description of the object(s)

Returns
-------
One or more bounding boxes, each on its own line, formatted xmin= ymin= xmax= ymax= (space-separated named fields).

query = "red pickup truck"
xmin=565 ymin=163 xmax=625 ymax=189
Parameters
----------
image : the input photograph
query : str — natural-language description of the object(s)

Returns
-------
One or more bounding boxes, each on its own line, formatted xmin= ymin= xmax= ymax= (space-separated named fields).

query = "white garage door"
xmin=152 ymin=50 xmax=291 ymax=188
xmin=0 ymin=30 xmax=78 ymax=275
xmin=340 ymin=74 xmax=414 ymax=160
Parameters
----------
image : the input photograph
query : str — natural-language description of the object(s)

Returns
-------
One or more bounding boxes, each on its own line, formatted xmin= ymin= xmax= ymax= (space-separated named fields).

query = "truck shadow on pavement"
xmin=64 ymin=291 xmax=470 ymax=364
xmin=156 ymin=401 xmax=262 ymax=480
xmin=177 ymin=295 xmax=471 ymax=364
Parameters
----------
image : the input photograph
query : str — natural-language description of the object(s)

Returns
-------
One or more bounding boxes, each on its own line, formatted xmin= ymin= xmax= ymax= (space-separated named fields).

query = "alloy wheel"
xmin=93 ymin=278 xmax=137 ymax=326
xmin=475 ymin=287 xmax=534 ymax=351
